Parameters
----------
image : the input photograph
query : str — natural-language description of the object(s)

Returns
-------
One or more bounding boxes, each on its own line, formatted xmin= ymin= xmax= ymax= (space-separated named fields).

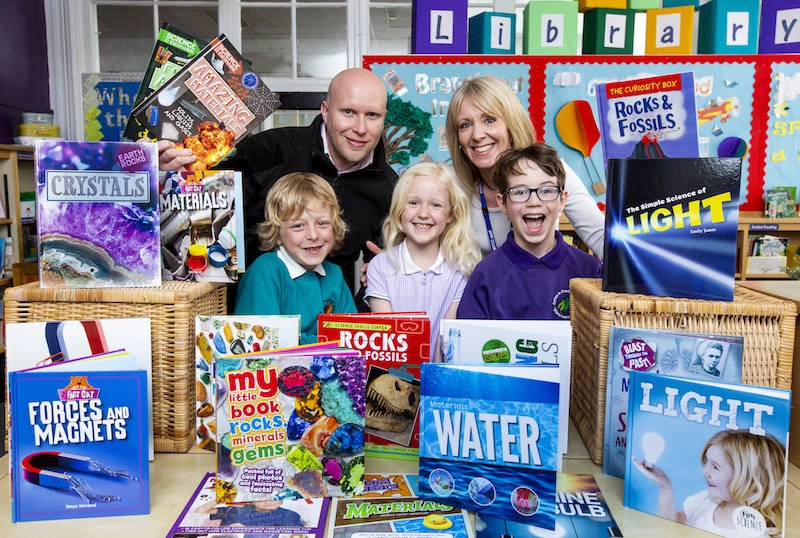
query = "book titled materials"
xmin=603 ymin=327 xmax=743 ymax=478
xmin=216 ymin=353 xmax=365 ymax=502
xmin=327 ymin=473 xmax=475 ymax=537
xmin=318 ymin=313 xmax=430 ymax=460
xmin=595 ymin=72 xmax=700 ymax=169
xmin=160 ymin=170 xmax=245 ymax=282
xmin=625 ymin=371 xmax=790 ymax=538
xmin=9 ymin=368 xmax=149 ymax=522
xmin=477 ymin=473 xmax=623 ymax=538
xmin=418 ymin=363 xmax=560 ymax=528
xmin=132 ymin=34 xmax=280 ymax=171
xmin=123 ymin=23 xmax=208 ymax=142
xmin=167 ymin=472 xmax=330 ymax=537
xmin=35 ymin=140 xmax=161 ymax=288
xmin=195 ymin=314 xmax=301 ymax=452
xmin=602 ymin=157 xmax=742 ymax=301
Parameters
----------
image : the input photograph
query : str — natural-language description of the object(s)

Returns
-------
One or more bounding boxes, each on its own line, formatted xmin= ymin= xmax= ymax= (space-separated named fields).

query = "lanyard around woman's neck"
xmin=478 ymin=180 xmax=498 ymax=251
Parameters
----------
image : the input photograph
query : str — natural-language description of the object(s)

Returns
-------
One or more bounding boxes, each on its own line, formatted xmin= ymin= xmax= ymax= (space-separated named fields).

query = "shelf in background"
xmin=0 ymin=278 xmax=12 ymax=287
xmin=0 ymin=219 xmax=11 ymax=225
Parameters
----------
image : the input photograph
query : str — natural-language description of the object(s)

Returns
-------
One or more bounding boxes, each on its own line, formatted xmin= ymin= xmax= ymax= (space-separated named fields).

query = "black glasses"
xmin=504 ymin=186 xmax=562 ymax=203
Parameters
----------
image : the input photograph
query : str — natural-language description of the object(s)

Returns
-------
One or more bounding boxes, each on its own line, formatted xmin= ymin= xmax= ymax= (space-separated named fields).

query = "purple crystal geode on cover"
xmin=35 ymin=140 xmax=161 ymax=288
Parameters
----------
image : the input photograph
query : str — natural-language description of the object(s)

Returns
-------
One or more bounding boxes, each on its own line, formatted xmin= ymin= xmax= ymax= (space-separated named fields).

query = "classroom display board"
xmin=364 ymin=54 xmax=800 ymax=212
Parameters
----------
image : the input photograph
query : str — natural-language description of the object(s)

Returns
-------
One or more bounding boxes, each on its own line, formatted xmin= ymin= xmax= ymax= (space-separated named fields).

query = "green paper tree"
xmin=383 ymin=94 xmax=434 ymax=165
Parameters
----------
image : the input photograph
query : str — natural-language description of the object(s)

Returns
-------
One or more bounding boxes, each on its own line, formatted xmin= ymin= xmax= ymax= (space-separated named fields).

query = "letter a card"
xmin=418 ymin=363 xmax=560 ymax=527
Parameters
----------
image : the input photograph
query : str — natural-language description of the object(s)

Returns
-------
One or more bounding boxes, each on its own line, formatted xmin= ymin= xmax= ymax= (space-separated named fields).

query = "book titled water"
xmin=603 ymin=327 xmax=743 ymax=478
xmin=9 ymin=369 xmax=150 ymax=522
xmin=595 ymin=72 xmax=700 ymax=169
xmin=318 ymin=313 xmax=430 ymax=460
xmin=216 ymin=353 xmax=365 ymax=502
xmin=160 ymin=170 xmax=245 ymax=282
xmin=418 ymin=363 xmax=560 ymax=528
xmin=167 ymin=472 xmax=330 ymax=537
xmin=35 ymin=140 xmax=161 ymax=288
xmin=602 ymin=157 xmax=741 ymax=301
xmin=625 ymin=371 xmax=790 ymax=538
xmin=327 ymin=474 xmax=475 ymax=537
xmin=477 ymin=473 xmax=623 ymax=538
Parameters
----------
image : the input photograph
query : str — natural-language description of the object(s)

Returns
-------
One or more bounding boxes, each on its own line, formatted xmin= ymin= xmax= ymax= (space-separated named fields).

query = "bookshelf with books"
xmin=0 ymin=144 xmax=37 ymax=285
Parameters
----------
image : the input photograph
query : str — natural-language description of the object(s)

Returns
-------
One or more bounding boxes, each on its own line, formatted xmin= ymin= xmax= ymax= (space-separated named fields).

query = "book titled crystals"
xmin=625 ymin=371 xmax=790 ymax=538
xmin=35 ymin=140 xmax=161 ymax=288
xmin=602 ymin=157 xmax=741 ymax=301
xmin=603 ymin=327 xmax=743 ymax=478
xmin=216 ymin=353 xmax=366 ymax=502
xmin=595 ymin=72 xmax=700 ymax=169
xmin=132 ymin=34 xmax=280 ymax=171
xmin=9 ymin=368 xmax=149 ymax=522
xmin=418 ymin=363 xmax=560 ymax=528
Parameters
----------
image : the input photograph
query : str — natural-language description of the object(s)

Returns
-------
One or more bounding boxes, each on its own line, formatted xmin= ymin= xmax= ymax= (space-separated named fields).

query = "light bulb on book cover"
xmin=641 ymin=431 xmax=665 ymax=468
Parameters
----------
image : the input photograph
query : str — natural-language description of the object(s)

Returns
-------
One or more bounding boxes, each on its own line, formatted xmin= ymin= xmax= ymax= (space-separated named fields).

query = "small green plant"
xmin=782 ymin=255 xmax=800 ymax=280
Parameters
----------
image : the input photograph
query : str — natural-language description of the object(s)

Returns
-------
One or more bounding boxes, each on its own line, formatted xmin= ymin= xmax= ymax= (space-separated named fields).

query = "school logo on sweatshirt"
xmin=552 ymin=289 xmax=570 ymax=319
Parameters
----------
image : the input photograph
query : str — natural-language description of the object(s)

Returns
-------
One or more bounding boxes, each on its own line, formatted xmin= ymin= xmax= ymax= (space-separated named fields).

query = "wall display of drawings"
xmin=82 ymin=73 xmax=142 ymax=142
xmin=364 ymin=54 xmax=800 ymax=212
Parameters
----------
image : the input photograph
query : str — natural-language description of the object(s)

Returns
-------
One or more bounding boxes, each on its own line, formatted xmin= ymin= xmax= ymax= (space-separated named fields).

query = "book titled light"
xmin=626 ymin=191 xmax=730 ymax=235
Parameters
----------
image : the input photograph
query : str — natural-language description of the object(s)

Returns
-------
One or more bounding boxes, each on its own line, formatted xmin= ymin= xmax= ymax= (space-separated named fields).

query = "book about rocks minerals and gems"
xmin=123 ymin=24 xmax=208 ymax=142
xmin=35 ymin=140 xmax=161 ymax=288
xmin=603 ymin=327 xmax=743 ymax=478
xmin=215 ymin=353 xmax=366 ymax=502
xmin=327 ymin=474 xmax=475 ymax=537
xmin=9 ymin=368 xmax=149 ymax=522
xmin=160 ymin=170 xmax=245 ymax=283
xmin=624 ymin=371 xmax=790 ymax=538
xmin=595 ymin=72 xmax=700 ymax=170
xmin=602 ymin=157 xmax=741 ymax=301
xmin=476 ymin=473 xmax=623 ymax=538
xmin=318 ymin=313 xmax=430 ymax=460
xmin=132 ymin=34 xmax=280 ymax=172
xmin=195 ymin=315 xmax=301 ymax=452
xmin=166 ymin=472 xmax=330 ymax=537
xmin=418 ymin=363 xmax=560 ymax=528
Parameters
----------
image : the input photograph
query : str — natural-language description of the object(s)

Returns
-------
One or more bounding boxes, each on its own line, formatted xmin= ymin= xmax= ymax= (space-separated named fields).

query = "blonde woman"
xmin=446 ymin=75 xmax=605 ymax=257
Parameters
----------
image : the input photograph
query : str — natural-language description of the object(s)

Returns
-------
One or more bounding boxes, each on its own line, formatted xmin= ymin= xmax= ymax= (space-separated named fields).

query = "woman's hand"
xmin=139 ymin=138 xmax=196 ymax=171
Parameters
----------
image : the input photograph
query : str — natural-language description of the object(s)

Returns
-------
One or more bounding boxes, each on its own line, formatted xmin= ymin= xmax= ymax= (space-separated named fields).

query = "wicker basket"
xmin=569 ymin=278 xmax=796 ymax=465
xmin=4 ymin=280 xmax=227 ymax=453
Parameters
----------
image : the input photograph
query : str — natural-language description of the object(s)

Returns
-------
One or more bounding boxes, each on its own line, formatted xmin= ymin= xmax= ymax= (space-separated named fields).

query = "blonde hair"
xmin=446 ymin=76 xmax=537 ymax=195
xmin=382 ymin=162 xmax=480 ymax=276
xmin=701 ymin=430 xmax=786 ymax=536
xmin=256 ymin=172 xmax=348 ymax=252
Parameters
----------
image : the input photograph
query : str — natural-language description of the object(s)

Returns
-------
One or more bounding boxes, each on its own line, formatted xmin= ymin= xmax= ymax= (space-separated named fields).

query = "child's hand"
xmin=140 ymin=138 xmax=196 ymax=171
xmin=360 ymin=241 xmax=384 ymax=286
xmin=632 ymin=456 xmax=672 ymax=489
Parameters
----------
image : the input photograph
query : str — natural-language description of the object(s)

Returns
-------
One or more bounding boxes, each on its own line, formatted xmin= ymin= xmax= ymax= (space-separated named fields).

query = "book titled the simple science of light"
xmin=602 ymin=157 xmax=741 ymax=301
xmin=418 ymin=363 xmax=560 ymax=528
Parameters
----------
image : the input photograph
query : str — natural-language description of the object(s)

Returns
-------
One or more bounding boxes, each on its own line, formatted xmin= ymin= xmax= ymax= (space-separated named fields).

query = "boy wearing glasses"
xmin=457 ymin=144 xmax=602 ymax=320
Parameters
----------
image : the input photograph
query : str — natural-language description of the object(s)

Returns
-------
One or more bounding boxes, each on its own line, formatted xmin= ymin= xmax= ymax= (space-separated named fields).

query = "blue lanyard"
xmin=478 ymin=180 xmax=498 ymax=251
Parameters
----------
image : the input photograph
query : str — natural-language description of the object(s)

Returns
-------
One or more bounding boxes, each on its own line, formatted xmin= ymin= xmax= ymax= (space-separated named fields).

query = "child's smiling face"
xmin=279 ymin=201 xmax=335 ymax=271
xmin=703 ymin=443 xmax=736 ymax=503
xmin=400 ymin=174 xmax=453 ymax=250
xmin=498 ymin=159 xmax=567 ymax=259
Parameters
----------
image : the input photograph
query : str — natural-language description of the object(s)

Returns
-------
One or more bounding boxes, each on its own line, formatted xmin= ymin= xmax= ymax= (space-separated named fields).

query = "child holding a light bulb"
xmin=632 ymin=430 xmax=785 ymax=538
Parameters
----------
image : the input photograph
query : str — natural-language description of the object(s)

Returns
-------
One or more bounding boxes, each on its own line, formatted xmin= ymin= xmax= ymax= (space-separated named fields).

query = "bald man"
xmin=158 ymin=68 xmax=397 ymax=293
